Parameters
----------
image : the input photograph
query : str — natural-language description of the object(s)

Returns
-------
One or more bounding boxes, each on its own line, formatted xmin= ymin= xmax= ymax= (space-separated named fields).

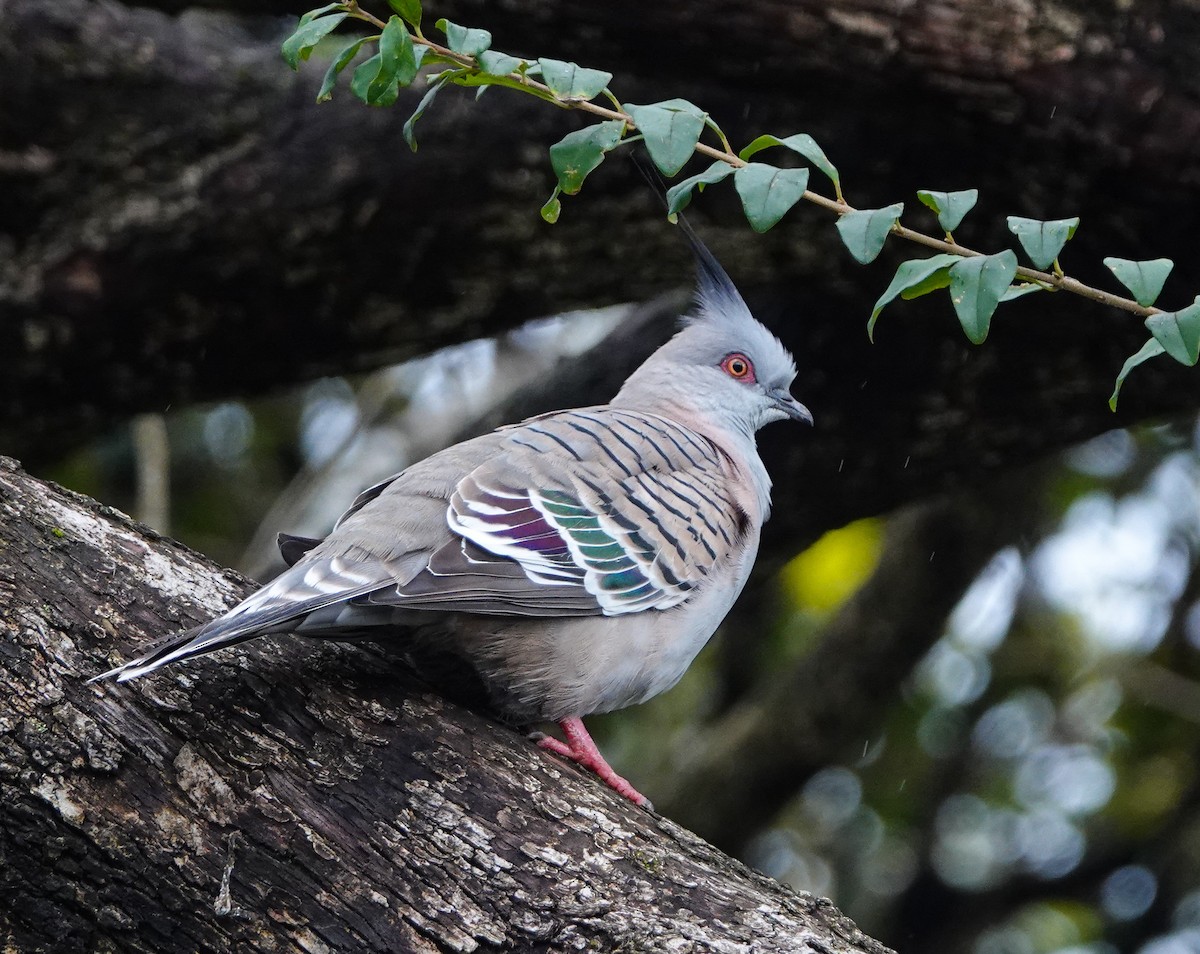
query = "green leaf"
xmin=999 ymin=282 xmax=1045 ymax=302
xmin=902 ymin=268 xmax=956 ymax=302
xmin=350 ymin=16 xmax=417 ymax=106
xmin=664 ymin=161 xmax=734 ymax=216
xmin=351 ymin=53 xmax=386 ymax=103
xmin=1006 ymin=215 xmax=1080 ymax=270
xmin=299 ymin=3 xmax=345 ymax=25
xmin=402 ymin=75 xmax=450 ymax=150
xmin=836 ymin=203 xmax=904 ymax=265
xmin=282 ymin=12 xmax=348 ymax=70
xmin=1110 ymin=338 xmax=1167 ymax=410
xmin=948 ymin=250 xmax=1018 ymax=344
xmin=436 ymin=18 xmax=491 ymax=56
xmin=317 ymin=36 xmax=370 ymax=102
xmin=477 ymin=50 xmax=524 ymax=76
xmin=1103 ymin=257 xmax=1174 ymax=307
xmin=916 ymin=189 xmax=979 ymax=233
xmin=548 ymin=121 xmax=625 ymax=195
xmin=733 ymin=163 xmax=809 ymax=233
xmin=387 ymin=0 xmax=421 ymax=29
xmin=541 ymin=189 xmax=562 ymax=224
xmin=380 ymin=17 xmax=418 ymax=83
xmin=1145 ymin=300 xmax=1200 ymax=366
xmin=623 ymin=99 xmax=706 ymax=176
xmin=537 ymin=58 xmax=612 ymax=100
xmin=737 ymin=133 xmax=840 ymax=192
xmin=868 ymin=253 xmax=960 ymax=341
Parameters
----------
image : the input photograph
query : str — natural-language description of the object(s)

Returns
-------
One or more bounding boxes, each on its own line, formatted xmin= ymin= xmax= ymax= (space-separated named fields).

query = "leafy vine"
xmin=282 ymin=0 xmax=1199 ymax=408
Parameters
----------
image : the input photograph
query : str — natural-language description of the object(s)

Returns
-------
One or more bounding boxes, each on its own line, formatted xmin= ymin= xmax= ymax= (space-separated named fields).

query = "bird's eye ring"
xmin=720 ymin=352 xmax=756 ymax=382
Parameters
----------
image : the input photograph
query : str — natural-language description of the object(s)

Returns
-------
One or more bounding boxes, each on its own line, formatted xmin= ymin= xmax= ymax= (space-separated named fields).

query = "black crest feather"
xmin=631 ymin=151 xmax=754 ymax=327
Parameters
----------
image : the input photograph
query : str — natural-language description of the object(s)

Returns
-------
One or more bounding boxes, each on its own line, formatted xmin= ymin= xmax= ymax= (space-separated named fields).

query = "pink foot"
xmin=534 ymin=717 xmax=653 ymax=809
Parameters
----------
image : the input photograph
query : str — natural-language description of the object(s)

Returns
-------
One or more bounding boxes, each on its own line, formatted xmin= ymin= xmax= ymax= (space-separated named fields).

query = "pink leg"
xmin=535 ymin=717 xmax=652 ymax=809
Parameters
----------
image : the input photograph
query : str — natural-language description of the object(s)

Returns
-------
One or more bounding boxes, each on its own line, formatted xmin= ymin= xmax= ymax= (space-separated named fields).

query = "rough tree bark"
xmin=0 ymin=457 xmax=895 ymax=953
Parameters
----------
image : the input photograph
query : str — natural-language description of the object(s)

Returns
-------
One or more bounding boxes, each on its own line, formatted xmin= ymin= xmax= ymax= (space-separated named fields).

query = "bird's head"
xmin=616 ymin=225 xmax=812 ymax=437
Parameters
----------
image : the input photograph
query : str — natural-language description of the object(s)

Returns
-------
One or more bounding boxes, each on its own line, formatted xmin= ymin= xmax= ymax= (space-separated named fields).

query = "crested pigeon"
xmin=93 ymin=223 xmax=812 ymax=808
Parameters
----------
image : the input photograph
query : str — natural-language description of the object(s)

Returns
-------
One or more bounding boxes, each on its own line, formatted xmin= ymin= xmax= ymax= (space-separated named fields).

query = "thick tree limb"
xmin=0 ymin=457 xmax=894 ymax=953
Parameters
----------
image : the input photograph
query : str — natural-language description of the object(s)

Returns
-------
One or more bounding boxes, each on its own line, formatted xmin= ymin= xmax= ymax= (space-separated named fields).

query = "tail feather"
xmin=87 ymin=618 xmax=266 ymax=683
xmin=90 ymin=555 xmax=394 ymax=682
xmin=278 ymin=532 xmax=323 ymax=567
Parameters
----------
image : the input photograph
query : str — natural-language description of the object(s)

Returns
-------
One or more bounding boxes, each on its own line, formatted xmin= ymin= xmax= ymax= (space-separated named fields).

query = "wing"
xmin=367 ymin=408 xmax=751 ymax=617
xmin=332 ymin=472 xmax=404 ymax=531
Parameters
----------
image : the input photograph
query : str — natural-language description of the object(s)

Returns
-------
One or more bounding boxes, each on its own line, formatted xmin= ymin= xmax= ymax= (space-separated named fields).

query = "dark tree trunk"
xmin=0 ymin=457 xmax=894 ymax=952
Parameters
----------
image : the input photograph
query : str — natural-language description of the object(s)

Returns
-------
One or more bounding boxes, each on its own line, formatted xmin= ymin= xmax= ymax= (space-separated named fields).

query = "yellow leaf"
xmin=780 ymin=518 xmax=883 ymax=612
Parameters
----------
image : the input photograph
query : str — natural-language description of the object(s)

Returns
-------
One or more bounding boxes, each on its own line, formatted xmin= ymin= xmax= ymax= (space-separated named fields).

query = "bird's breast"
xmin=452 ymin=529 xmax=761 ymax=722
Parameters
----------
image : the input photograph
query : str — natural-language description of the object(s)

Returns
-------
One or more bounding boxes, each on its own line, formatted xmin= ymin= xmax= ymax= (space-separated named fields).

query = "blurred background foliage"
xmin=43 ymin=304 xmax=1200 ymax=954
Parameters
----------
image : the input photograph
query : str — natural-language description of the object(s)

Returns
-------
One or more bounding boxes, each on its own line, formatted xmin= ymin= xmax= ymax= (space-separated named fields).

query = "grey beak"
xmin=773 ymin=390 xmax=814 ymax=425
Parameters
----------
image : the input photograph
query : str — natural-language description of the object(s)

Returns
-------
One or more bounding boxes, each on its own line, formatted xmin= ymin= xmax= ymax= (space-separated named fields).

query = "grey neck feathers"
xmin=611 ymin=365 xmax=774 ymax=521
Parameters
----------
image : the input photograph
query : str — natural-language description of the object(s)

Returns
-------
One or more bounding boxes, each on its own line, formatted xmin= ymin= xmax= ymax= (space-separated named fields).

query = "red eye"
xmin=720 ymin=352 xmax=756 ymax=383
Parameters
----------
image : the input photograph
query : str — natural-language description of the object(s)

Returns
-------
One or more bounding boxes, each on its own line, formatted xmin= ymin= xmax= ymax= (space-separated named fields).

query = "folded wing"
xmin=370 ymin=408 xmax=749 ymax=617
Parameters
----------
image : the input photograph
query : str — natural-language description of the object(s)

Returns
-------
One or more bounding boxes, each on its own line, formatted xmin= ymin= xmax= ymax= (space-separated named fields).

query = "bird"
xmin=92 ymin=219 xmax=812 ymax=809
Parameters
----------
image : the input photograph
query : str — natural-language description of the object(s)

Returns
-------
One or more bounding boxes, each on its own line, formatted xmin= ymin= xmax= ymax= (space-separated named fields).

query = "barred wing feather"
xmin=373 ymin=409 xmax=748 ymax=617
